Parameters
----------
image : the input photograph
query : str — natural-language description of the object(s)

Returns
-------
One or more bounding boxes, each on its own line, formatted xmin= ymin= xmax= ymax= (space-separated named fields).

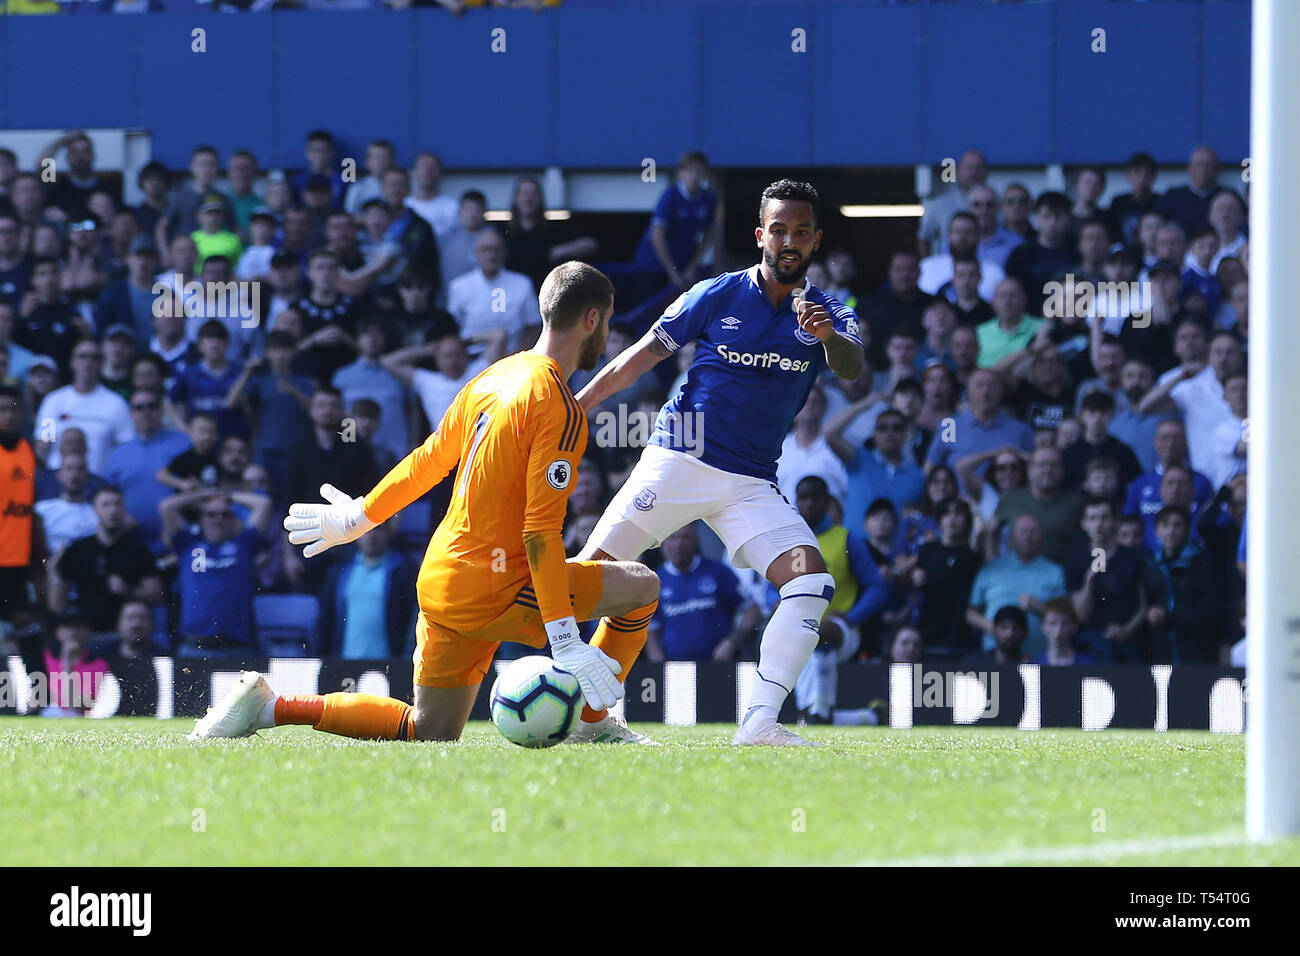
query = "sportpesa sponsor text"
xmin=714 ymin=344 xmax=814 ymax=372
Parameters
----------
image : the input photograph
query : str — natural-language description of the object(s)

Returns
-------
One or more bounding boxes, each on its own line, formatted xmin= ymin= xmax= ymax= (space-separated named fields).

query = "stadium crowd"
xmin=0 ymin=131 xmax=1251 ymax=717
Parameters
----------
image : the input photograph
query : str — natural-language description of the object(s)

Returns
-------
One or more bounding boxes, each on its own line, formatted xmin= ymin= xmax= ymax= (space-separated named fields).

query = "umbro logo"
xmin=720 ymin=315 xmax=742 ymax=330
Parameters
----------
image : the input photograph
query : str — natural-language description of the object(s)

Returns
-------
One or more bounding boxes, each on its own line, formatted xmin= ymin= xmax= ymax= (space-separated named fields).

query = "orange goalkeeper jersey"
xmin=363 ymin=351 xmax=587 ymax=632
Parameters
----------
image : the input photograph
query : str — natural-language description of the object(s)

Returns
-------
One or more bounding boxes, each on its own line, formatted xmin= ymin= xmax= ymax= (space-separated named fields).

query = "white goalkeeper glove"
xmin=546 ymin=616 xmax=623 ymax=711
xmin=283 ymin=483 xmax=376 ymax=558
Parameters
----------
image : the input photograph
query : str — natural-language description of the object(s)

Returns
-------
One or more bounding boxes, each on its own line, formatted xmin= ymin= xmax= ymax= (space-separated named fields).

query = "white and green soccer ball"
xmin=489 ymin=656 xmax=583 ymax=748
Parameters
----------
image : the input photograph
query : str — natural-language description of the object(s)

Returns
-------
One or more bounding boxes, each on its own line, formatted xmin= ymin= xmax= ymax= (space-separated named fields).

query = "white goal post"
xmin=1246 ymin=0 xmax=1300 ymax=841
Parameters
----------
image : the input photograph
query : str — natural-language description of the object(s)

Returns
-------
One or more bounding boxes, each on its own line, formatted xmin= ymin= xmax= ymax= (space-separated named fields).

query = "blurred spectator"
xmin=1066 ymin=497 xmax=1148 ymax=663
xmin=438 ymin=190 xmax=489 ymax=296
xmin=956 ymin=444 xmax=1027 ymax=525
xmin=40 ymin=132 xmax=121 ymax=221
xmin=388 ymin=268 xmax=458 ymax=349
xmin=898 ymin=464 xmax=958 ymax=556
xmin=0 ymin=384 xmax=41 ymax=643
xmin=919 ymin=211 xmax=1005 ymax=302
xmin=646 ymin=523 xmax=756 ymax=664
xmin=1135 ymin=463 xmax=1210 ymax=556
xmin=35 ymin=339 xmax=133 ymax=472
xmin=925 ymin=368 xmax=1034 ymax=473
xmin=1076 ymin=331 xmax=1127 ymax=411
xmin=887 ymin=625 xmax=924 ymax=665
xmin=265 ymin=254 xmax=307 ymax=327
xmin=912 ymin=498 xmax=980 ymax=655
xmin=949 ymin=324 xmax=980 ymax=392
xmin=631 ymin=151 xmax=719 ymax=300
xmin=350 ymin=399 xmax=399 ymax=475
xmin=992 ymin=445 xmax=1082 ymax=564
xmin=1036 ymin=598 xmax=1094 ymax=666
xmin=961 ymin=604 xmax=1030 ymax=669
xmin=284 ymin=386 xmax=380 ymax=509
xmin=835 ymin=408 xmax=925 ymax=535
xmin=1107 ymin=152 xmax=1160 ymax=246
xmin=293 ymin=250 xmax=359 ymax=381
xmin=1196 ymin=474 xmax=1247 ymax=654
xmin=1005 ymin=191 xmax=1076 ymax=312
xmin=222 ymin=149 xmax=262 ymax=238
xmin=821 ymin=366 xmax=884 ymax=450
xmin=382 ymin=331 xmax=506 ymax=435
xmin=1081 ymin=457 xmax=1124 ymax=511
xmin=1060 ymin=390 xmax=1141 ymax=489
xmin=1181 ymin=226 xmax=1221 ymax=316
xmin=0 ymin=215 xmax=30 ymax=310
xmin=133 ymin=161 xmax=170 ymax=239
xmin=880 ymin=328 xmax=921 ymax=393
xmin=860 ymin=251 xmax=933 ymax=370
xmin=968 ymin=184 xmax=1023 ymax=269
xmin=776 ymin=385 xmax=847 ymax=508
xmin=1207 ymin=370 xmax=1248 ymax=490
xmin=162 ymin=489 xmax=272 ymax=659
xmin=1110 ymin=358 xmax=1170 ymax=472
xmin=235 ymin=209 xmax=278 ymax=281
xmin=1145 ymin=505 xmax=1217 ymax=664
xmin=99 ymin=326 xmax=137 ymax=400
xmin=156 ymin=146 xmax=234 ymax=248
xmin=318 ymin=521 xmax=417 ymax=659
xmin=0 ymin=300 xmax=36 ymax=383
xmin=1004 ymin=341 xmax=1075 ymax=433
xmin=916 ymin=362 xmax=959 ymax=434
xmin=405 ymin=152 xmax=459 ymax=241
xmin=191 ymin=197 xmax=244 ymax=272
xmin=41 ymin=613 xmax=109 ymax=718
xmin=332 ymin=317 xmax=409 ymax=465
xmin=1000 ymin=183 xmax=1036 ymax=244
xmin=379 ymin=167 xmax=441 ymax=293
xmin=1139 ymin=331 xmax=1242 ymax=477
xmin=1067 ymin=167 xmax=1106 ymax=241
xmin=104 ymin=388 xmax=190 ymax=547
xmin=1156 ymin=146 xmax=1225 ymax=234
xmin=967 ymin=514 xmax=1065 ymax=659
xmin=917 ymin=149 xmax=987 ymax=257
xmin=92 ymin=598 xmax=167 ymax=660
xmin=824 ymin=249 xmax=858 ymax=309
xmin=447 ymin=228 xmax=541 ymax=352
xmin=977 ymin=278 xmax=1042 ymax=369
xmin=169 ymin=320 xmax=247 ymax=437
xmin=914 ymin=300 xmax=957 ymax=372
xmin=157 ymin=412 xmax=220 ymax=493
xmin=504 ymin=175 xmax=600 ymax=295
xmin=48 ymin=486 xmax=163 ymax=635
xmin=792 ymin=476 xmax=889 ymax=722
xmin=16 ymin=258 xmax=86 ymax=378
xmin=947 ymin=257 xmax=994 ymax=327
xmin=343 ymin=140 xmax=397 ymax=218
xmin=291 ymin=130 xmax=346 ymax=208
xmin=36 ymin=454 xmax=98 ymax=553
xmin=1206 ymin=191 xmax=1247 ymax=273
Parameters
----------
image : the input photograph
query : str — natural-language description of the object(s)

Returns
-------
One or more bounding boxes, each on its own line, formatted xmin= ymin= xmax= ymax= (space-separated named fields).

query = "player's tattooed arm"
xmin=822 ymin=331 xmax=865 ymax=382
xmin=575 ymin=331 xmax=672 ymax=412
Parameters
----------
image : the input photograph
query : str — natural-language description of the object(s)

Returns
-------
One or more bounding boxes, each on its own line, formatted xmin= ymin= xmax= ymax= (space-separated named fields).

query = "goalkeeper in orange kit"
xmin=189 ymin=262 xmax=661 ymax=744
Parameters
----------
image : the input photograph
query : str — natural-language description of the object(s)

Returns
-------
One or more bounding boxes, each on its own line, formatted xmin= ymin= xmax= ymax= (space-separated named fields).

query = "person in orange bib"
xmin=190 ymin=262 xmax=660 ymax=744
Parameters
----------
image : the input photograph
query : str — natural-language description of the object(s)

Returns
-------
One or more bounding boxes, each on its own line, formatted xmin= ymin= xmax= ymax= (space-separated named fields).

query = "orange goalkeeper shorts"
xmin=413 ymin=560 xmax=605 ymax=689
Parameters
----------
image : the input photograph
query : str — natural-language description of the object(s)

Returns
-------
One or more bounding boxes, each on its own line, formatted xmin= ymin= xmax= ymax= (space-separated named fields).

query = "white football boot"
xmin=564 ymin=710 xmax=661 ymax=745
xmin=188 ymin=671 xmax=277 ymax=740
xmin=732 ymin=708 xmax=823 ymax=747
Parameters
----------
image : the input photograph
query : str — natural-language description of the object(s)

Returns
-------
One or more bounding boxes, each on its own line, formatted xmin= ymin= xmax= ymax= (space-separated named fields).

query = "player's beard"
xmin=578 ymin=323 xmax=607 ymax=371
xmin=764 ymin=246 xmax=810 ymax=286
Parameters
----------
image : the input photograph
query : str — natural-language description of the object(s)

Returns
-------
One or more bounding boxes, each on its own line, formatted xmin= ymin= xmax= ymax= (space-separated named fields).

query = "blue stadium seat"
xmin=254 ymin=594 xmax=322 ymax=658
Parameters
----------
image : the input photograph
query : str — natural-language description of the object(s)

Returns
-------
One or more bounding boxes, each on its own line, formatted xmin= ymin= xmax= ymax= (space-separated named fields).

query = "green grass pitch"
xmin=3 ymin=719 xmax=1297 ymax=866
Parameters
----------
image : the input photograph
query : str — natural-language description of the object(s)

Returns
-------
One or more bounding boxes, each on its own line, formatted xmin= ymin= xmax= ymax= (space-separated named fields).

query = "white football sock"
xmin=257 ymin=696 xmax=279 ymax=730
xmin=748 ymin=572 xmax=835 ymax=716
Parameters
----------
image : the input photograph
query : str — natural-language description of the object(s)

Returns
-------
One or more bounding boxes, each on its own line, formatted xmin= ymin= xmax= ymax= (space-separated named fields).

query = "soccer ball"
xmin=489 ymin=656 xmax=583 ymax=748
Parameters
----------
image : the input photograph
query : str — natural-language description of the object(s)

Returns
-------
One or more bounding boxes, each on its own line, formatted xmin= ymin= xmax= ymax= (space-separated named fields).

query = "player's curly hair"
xmin=538 ymin=261 xmax=614 ymax=331
xmin=759 ymin=179 xmax=821 ymax=228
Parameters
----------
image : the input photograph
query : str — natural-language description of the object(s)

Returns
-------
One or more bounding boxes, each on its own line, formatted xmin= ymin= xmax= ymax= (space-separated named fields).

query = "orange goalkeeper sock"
xmin=582 ymin=599 xmax=657 ymax=723
xmin=275 ymin=694 xmax=417 ymax=741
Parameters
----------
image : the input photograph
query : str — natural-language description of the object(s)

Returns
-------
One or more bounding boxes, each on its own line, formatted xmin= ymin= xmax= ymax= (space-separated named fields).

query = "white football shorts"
xmin=587 ymin=445 xmax=819 ymax=574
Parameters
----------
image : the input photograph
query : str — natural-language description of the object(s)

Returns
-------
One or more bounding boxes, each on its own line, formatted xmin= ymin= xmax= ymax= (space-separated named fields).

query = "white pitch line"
xmin=849 ymin=831 xmax=1248 ymax=867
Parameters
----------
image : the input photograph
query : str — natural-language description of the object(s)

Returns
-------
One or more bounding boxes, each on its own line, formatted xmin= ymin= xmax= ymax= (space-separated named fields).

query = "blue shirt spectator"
xmin=103 ymin=389 xmax=190 ymax=549
xmin=170 ymin=327 xmax=247 ymax=437
xmin=634 ymin=156 xmax=718 ymax=275
xmin=968 ymin=513 xmax=1067 ymax=658
xmin=319 ymin=529 xmax=417 ymax=659
xmin=836 ymin=408 xmax=926 ymax=533
xmin=162 ymin=488 xmax=272 ymax=657
xmin=925 ymin=369 xmax=1034 ymax=473
xmin=650 ymin=525 xmax=750 ymax=661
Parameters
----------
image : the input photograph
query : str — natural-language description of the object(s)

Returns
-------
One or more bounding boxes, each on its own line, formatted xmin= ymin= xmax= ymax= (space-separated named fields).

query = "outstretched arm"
xmin=575 ymin=331 xmax=671 ymax=413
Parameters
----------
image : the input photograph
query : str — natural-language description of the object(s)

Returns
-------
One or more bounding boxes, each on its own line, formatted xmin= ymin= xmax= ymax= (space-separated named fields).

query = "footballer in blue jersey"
xmin=574 ymin=179 xmax=867 ymax=746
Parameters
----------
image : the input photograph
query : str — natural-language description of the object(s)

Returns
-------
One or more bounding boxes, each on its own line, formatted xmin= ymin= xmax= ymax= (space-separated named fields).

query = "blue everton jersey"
xmin=648 ymin=266 xmax=862 ymax=481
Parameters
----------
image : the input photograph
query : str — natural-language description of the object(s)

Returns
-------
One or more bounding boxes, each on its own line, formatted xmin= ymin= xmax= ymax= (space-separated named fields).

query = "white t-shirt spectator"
xmin=1208 ymin=415 xmax=1248 ymax=490
xmin=36 ymin=384 xmax=134 ymax=473
xmin=411 ymin=359 xmax=488 ymax=432
xmin=36 ymin=499 xmax=98 ymax=554
xmin=1169 ymin=366 xmax=1234 ymax=478
xmin=776 ymin=432 xmax=848 ymax=507
xmin=918 ymin=253 xmax=1006 ymax=302
xmin=406 ymin=195 xmax=460 ymax=241
xmin=447 ymin=268 xmax=541 ymax=347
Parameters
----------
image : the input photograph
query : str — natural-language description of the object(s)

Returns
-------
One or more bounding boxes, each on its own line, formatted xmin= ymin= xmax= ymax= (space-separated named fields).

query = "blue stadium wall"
xmin=0 ymin=0 xmax=1249 ymax=169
